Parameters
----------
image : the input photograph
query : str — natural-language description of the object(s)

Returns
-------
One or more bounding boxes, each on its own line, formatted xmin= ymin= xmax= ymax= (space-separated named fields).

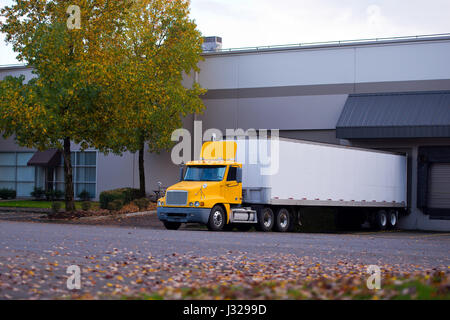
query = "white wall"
xmin=199 ymin=39 xmax=450 ymax=90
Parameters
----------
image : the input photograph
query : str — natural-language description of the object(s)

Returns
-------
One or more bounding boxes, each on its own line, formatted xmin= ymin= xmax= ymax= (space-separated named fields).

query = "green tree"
xmin=108 ymin=0 xmax=206 ymax=196
xmin=0 ymin=0 xmax=133 ymax=211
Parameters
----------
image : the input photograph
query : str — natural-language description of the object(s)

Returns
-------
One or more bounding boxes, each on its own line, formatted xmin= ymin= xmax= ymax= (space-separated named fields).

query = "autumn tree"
xmin=0 ymin=0 xmax=133 ymax=211
xmin=109 ymin=0 xmax=205 ymax=196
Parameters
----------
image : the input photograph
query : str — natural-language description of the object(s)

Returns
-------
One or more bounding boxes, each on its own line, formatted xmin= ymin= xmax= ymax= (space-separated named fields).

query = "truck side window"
xmin=227 ymin=166 xmax=237 ymax=181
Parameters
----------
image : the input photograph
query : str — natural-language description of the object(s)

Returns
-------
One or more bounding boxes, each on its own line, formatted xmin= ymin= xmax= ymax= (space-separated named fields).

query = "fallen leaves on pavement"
xmin=0 ymin=249 xmax=448 ymax=300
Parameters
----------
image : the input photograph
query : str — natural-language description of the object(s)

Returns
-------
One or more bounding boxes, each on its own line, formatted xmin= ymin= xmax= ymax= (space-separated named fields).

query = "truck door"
xmin=225 ymin=166 xmax=242 ymax=204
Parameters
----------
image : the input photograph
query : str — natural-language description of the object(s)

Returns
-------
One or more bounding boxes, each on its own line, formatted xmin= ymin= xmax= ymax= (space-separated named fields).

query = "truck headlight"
xmin=189 ymin=202 xmax=193 ymax=207
xmin=194 ymin=201 xmax=200 ymax=207
xmin=158 ymin=201 xmax=164 ymax=206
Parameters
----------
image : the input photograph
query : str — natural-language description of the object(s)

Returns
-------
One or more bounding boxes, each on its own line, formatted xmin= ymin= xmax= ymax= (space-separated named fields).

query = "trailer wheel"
xmin=274 ymin=208 xmax=291 ymax=232
xmin=163 ymin=221 xmax=181 ymax=230
xmin=388 ymin=210 xmax=398 ymax=229
xmin=207 ymin=205 xmax=226 ymax=231
xmin=256 ymin=207 xmax=274 ymax=232
xmin=374 ymin=210 xmax=388 ymax=231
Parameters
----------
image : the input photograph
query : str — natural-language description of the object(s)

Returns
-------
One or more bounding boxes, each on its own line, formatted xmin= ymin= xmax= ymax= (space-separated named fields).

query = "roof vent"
xmin=202 ymin=36 xmax=222 ymax=52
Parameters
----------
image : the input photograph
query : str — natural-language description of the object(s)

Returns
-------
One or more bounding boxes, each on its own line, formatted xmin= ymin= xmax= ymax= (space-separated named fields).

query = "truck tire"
xmin=274 ymin=208 xmax=291 ymax=232
xmin=256 ymin=207 xmax=274 ymax=232
xmin=207 ymin=205 xmax=226 ymax=231
xmin=374 ymin=210 xmax=388 ymax=231
xmin=388 ymin=210 xmax=398 ymax=229
xmin=163 ymin=221 xmax=181 ymax=230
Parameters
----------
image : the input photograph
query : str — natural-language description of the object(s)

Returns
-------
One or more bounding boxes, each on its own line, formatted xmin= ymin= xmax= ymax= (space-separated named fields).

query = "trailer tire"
xmin=374 ymin=210 xmax=388 ymax=231
xmin=388 ymin=210 xmax=398 ymax=229
xmin=256 ymin=207 xmax=274 ymax=232
xmin=163 ymin=221 xmax=181 ymax=230
xmin=207 ymin=205 xmax=226 ymax=231
xmin=274 ymin=208 xmax=291 ymax=232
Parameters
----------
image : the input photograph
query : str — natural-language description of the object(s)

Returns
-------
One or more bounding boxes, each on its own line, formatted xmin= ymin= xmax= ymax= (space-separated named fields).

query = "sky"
xmin=1 ymin=0 xmax=450 ymax=65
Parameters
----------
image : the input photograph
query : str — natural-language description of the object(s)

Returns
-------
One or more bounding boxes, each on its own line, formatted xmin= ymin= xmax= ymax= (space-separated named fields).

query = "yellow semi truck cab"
xmin=157 ymin=141 xmax=253 ymax=231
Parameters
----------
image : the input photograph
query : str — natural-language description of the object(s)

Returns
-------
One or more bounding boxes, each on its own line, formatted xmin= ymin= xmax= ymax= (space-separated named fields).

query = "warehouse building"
xmin=1 ymin=34 xmax=450 ymax=231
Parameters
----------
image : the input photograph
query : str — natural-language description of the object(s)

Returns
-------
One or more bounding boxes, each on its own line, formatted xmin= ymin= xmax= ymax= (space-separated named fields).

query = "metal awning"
xmin=336 ymin=91 xmax=450 ymax=139
xmin=27 ymin=149 xmax=61 ymax=167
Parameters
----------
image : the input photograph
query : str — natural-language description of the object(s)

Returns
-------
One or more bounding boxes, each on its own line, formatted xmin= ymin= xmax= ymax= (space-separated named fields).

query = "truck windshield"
xmin=184 ymin=165 xmax=226 ymax=182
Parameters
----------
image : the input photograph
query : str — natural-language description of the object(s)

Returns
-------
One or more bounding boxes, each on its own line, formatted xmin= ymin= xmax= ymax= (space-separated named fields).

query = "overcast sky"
xmin=1 ymin=0 xmax=450 ymax=65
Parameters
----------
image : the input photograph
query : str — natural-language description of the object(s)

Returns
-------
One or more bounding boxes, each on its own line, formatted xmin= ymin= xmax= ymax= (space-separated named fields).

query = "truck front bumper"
xmin=157 ymin=207 xmax=211 ymax=224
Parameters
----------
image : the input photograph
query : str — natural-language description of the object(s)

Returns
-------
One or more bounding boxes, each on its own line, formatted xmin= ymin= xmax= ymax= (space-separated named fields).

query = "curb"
xmin=77 ymin=210 xmax=157 ymax=221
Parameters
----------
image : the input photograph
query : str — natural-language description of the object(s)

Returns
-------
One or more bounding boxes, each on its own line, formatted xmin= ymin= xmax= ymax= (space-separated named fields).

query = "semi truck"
xmin=157 ymin=138 xmax=407 ymax=232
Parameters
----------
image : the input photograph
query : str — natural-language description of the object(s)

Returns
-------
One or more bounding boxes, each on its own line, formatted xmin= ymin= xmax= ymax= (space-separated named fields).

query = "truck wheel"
xmin=256 ymin=207 xmax=274 ymax=232
xmin=163 ymin=221 xmax=181 ymax=230
xmin=207 ymin=205 xmax=226 ymax=231
xmin=388 ymin=210 xmax=398 ymax=229
xmin=274 ymin=208 xmax=291 ymax=232
xmin=374 ymin=210 xmax=388 ymax=231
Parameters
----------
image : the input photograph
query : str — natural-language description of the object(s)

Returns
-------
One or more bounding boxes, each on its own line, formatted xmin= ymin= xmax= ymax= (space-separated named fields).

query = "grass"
xmin=0 ymin=200 xmax=99 ymax=210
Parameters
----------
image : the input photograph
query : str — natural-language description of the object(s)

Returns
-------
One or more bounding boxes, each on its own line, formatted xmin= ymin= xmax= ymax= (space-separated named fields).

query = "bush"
xmin=54 ymin=190 xmax=64 ymax=200
xmin=31 ymin=187 xmax=45 ymax=199
xmin=78 ymin=190 xmax=91 ymax=201
xmin=46 ymin=190 xmax=64 ymax=201
xmin=0 ymin=188 xmax=16 ymax=200
xmin=51 ymin=202 xmax=62 ymax=214
xmin=133 ymin=198 xmax=150 ymax=211
xmin=81 ymin=201 xmax=91 ymax=211
xmin=107 ymin=199 xmax=123 ymax=211
xmin=99 ymin=188 xmax=141 ymax=209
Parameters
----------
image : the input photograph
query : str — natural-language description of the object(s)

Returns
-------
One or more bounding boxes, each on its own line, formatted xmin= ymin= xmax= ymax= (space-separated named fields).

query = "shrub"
xmin=51 ymin=202 xmax=62 ymax=214
xmin=99 ymin=188 xmax=141 ymax=209
xmin=30 ymin=187 xmax=45 ymax=199
xmin=107 ymin=199 xmax=123 ymax=211
xmin=133 ymin=198 xmax=150 ymax=211
xmin=0 ymin=188 xmax=16 ymax=200
xmin=46 ymin=190 xmax=64 ymax=201
xmin=81 ymin=201 xmax=91 ymax=211
xmin=54 ymin=190 xmax=64 ymax=200
xmin=78 ymin=190 xmax=91 ymax=201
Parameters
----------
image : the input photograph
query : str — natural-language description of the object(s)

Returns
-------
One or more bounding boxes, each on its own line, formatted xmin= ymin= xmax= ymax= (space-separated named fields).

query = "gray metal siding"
xmin=336 ymin=91 xmax=450 ymax=138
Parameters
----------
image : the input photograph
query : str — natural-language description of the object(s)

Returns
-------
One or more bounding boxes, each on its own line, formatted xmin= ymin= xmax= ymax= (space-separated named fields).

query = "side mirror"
xmin=236 ymin=167 xmax=242 ymax=183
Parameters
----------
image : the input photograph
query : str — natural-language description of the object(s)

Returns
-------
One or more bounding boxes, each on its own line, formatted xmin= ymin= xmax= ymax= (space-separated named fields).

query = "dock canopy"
xmin=27 ymin=149 xmax=61 ymax=167
xmin=336 ymin=91 xmax=450 ymax=139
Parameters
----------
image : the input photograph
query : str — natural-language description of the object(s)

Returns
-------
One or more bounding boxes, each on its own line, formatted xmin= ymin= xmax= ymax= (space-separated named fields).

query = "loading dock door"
xmin=428 ymin=163 xmax=450 ymax=209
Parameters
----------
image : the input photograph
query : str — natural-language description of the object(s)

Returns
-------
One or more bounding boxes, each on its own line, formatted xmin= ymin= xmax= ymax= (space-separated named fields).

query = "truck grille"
xmin=165 ymin=190 xmax=188 ymax=206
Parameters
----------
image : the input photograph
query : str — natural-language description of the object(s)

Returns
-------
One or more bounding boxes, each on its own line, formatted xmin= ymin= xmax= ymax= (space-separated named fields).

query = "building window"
xmin=47 ymin=151 xmax=97 ymax=199
xmin=0 ymin=152 xmax=35 ymax=197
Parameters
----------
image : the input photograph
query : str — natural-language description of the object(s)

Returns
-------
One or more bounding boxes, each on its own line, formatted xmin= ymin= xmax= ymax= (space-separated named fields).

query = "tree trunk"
xmin=63 ymin=137 xmax=75 ymax=212
xmin=138 ymin=142 xmax=146 ymax=197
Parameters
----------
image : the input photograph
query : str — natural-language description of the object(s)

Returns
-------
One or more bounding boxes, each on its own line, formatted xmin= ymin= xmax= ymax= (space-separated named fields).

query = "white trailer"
xmin=232 ymin=137 xmax=407 ymax=231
